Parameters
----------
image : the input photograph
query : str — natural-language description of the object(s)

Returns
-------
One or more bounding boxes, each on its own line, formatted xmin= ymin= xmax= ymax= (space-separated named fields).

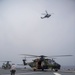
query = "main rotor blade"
xmin=45 ymin=10 xmax=48 ymax=14
xmin=22 ymin=56 xmax=37 ymax=59
xmin=20 ymin=54 xmax=47 ymax=57
xmin=20 ymin=54 xmax=72 ymax=58
xmin=48 ymin=55 xmax=73 ymax=58
xmin=20 ymin=54 xmax=39 ymax=57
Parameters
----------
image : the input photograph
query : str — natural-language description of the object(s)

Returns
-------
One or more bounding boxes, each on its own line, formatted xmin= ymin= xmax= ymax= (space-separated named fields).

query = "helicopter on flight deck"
xmin=41 ymin=10 xmax=54 ymax=19
xmin=0 ymin=61 xmax=11 ymax=69
xmin=20 ymin=54 xmax=72 ymax=71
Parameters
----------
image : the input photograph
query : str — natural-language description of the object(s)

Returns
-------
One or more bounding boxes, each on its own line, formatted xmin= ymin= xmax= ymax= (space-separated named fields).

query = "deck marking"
xmin=54 ymin=72 xmax=61 ymax=75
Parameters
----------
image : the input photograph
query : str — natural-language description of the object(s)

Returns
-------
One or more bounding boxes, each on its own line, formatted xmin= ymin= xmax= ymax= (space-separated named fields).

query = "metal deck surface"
xmin=0 ymin=68 xmax=75 ymax=75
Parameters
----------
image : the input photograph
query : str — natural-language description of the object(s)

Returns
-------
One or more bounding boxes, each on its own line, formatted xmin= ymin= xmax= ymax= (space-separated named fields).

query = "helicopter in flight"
xmin=0 ymin=61 xmax=11 ymax=69
xmin=41 ymin=10 xmax=54 ymax=19
xmin=20 ymin=54 xmax=72 ymax=71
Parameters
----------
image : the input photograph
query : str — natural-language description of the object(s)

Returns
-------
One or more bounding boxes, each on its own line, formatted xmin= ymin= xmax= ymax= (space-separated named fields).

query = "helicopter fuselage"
xmin=21 ymin=54 xmax=72 ymax=71
xmin=41 ymin=14 xmax=51 ymax=19
xmin=28 ymin=58 xmax=61 ymax=71
xmin=45 ymin=14 xmax=51 ymax=18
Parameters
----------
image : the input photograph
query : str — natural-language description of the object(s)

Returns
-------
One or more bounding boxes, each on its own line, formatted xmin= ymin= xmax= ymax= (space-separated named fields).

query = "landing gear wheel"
xmin=55 ymin=69 xmax=58 ymax=72
xmin=33 ymin=69 xmax=36 ymax=71
xmin=33 ymin=67 xmax=36 ymax=71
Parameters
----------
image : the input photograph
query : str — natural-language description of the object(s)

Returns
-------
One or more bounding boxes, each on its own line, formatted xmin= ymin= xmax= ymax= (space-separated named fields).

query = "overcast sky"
xmin=0 ymin=0 xmax=75 ymax=66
